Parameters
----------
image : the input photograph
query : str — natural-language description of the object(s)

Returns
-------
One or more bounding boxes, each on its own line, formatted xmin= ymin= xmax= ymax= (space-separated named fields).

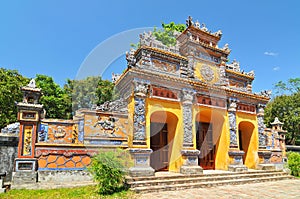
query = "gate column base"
xmin=228 ymin=150 xmax=248 ymax=172
xmin=257 ymin=150 xmax=275 ymax=170
xmin=128 ymin=148 xmax=154 ymax=177
xmin=180 ymin=149 xmax=203 ymax=175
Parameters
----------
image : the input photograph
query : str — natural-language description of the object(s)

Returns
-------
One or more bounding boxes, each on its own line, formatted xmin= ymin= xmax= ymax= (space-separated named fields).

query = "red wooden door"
xmin=196 ymin=122 xmax=215 ymax=169
xmin=150 ymin=123 xmax=169 ymax=171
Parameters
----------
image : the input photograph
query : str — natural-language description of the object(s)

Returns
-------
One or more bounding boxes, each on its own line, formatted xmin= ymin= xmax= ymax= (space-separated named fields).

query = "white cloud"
xmin=273 ymin=66 xmax=280 ymax=71
xmin=264 ymin=52 xmax=278 ymax=56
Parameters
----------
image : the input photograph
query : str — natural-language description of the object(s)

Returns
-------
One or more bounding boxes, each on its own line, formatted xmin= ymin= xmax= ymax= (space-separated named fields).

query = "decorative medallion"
xmin=194 ymin=62 xmax=220 ymax=83
xmin=200 ymin=65 xmax=214 ymax=82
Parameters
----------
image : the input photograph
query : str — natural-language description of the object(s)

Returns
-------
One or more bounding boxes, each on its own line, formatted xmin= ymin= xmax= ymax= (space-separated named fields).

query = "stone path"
xmin=137 ymin=179 xmax=300 ymax=199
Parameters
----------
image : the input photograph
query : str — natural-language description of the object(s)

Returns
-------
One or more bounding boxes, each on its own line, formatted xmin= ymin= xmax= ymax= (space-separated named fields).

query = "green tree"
xmin=35 ymin=74 xmax=72 ymax=119
xmin=265 ymin=78 xmax=300 ymax=145
xmin=96 ymin=78 xmax=115 ymax=105
xmin=274 ymin=78 xmax=300 ymax=95
xmin=64 ymin=76 xmax=115 ymax=111
xmin=65 ymin=76 xmax=100 ymax=111
xmin=153 ymin=22 xmax=186 ymax=46
xmin=0 ymin=68 xmax=29 ymax=129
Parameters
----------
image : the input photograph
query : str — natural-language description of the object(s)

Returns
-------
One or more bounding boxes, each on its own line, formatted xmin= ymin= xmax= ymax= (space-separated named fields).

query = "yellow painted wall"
xmin=193 ymin=106 xmax=230 ymax=170
xmin=127 ymin=96 xmax=135 ymax=148
xmin=139 ymin=96 xmax=259 ymax=171
xmin=147 ymin=98 xmax=183 ymax=172
xmin=236 ymin=112 xmax=259 ymax=169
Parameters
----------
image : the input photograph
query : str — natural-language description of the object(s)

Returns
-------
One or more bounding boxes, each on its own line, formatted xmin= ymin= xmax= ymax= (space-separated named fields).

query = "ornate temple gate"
xmin=238 ymin=121 xmax=255 ymax=165
xmin=196 ymin=122 xmax=215 ymax=169
xmin=150 ymin=122 xmax=169 ymax=171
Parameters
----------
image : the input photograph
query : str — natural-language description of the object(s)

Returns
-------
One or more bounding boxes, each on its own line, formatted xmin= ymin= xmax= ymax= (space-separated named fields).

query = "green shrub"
xmin=88 ymin=148 xmax=132 ymax=195
xmin=287 ymin=152 xmax=300 ymax=177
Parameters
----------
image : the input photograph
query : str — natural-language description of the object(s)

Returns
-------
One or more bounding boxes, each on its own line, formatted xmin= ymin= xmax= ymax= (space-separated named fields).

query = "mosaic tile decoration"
xmin=36 ymin=149 xmax=96 ymax=170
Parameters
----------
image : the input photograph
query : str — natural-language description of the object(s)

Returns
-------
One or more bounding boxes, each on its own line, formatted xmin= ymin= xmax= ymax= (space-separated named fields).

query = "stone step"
xmin=130 ymin=175 xmax=294 ymax=193
xmin=128 ymin=172 xmax=289 ymax=188
xmin=126 ymin=170 xmax=281 ymax=183
xmin=11 ymin=181 xmax=96 ymax=190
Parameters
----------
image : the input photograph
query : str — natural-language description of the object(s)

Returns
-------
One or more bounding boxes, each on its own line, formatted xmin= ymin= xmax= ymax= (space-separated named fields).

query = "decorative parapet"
xmin=186 ymin=16 xmax=223 ymax=39
xmin=0 ymin=122 xmax=20 ymax=136
xmin=95 ymin=98 xmax=128 ymax=114
xmin=254 ymin=90 xmax=272 ymax=99
xmin=139 ymin=31 xmax=180 ymax=54
xmin=226 ymin=60 xmax=255 ymax=78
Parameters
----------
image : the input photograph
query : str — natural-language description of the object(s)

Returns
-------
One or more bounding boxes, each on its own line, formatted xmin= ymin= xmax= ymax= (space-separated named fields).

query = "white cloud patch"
xmin=273 ymin=66 xmax=280 ymax=71
xmin=264 ymin=52 xmax=278 ymax=56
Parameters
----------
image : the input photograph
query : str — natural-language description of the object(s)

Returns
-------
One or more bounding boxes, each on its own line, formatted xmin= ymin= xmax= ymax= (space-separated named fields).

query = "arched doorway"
xmin=150 ymin=111 xmax=178 ymax=171
xmin=195 ymin=109 xmax=224 ymax=170
xmin=238 ymin=121 xmax=255 ymax=163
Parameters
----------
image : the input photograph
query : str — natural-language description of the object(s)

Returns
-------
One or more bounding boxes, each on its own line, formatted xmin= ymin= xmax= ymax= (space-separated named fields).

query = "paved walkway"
xmin=138 ymin=179 xmax=300 ymax=199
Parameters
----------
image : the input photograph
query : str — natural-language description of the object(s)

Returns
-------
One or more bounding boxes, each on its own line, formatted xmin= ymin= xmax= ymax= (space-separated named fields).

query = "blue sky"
xmin=0 ymin=0 xmax=299 ymax=93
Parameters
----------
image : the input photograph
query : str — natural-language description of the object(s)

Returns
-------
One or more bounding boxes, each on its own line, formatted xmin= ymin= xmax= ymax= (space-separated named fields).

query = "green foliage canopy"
xmin=265 ymin=78 xmax=300 ymax=145
xmin=274 ymin=77 xmax=300 ymax=95
xmin=0 ymin=68 xmax=29 ymax=128
xmin=65 ymin=76 xmax=100 ymax=111
xmin=153 ymin=22 xmax=186 ymax=47
xmin=35 ymin=74 xmax=72 ymax=119
xmin=96 ymin=78 xmax=115 ymax=105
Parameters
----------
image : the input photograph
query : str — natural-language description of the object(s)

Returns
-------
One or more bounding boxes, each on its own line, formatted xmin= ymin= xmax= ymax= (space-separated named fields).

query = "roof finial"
xmin=186 ymin=16 xmax=193 ymax=27
xmin=27 ymin=79 xmax=36 ymax=88
xmin=201 ymin=23 xmax=208 ymax=32
xmin=195 ymin=20 xmax=200 ymax=29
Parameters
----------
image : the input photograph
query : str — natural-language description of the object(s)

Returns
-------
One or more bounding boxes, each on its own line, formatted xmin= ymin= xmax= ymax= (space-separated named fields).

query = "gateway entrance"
xmin=196 ymin=122 xmax=216 ymax=169
xmin=150 ymin=122 xmax=169 ymax=171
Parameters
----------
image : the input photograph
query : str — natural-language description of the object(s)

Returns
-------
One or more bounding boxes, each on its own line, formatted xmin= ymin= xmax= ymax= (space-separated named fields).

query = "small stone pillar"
xmin=228 ymin=98 xmax=247 ymax=172
xmin=257 ymin=104 xmax=275 ymax=170
xmin=180 ymin=88 xmax=203 ymax=174
xmin=271 ymin=117 xmax=287 ymax=158
xmin=128 ymin=79 xmax=154 ymax=177
xmin=12 ymin=79 xmax=43 ymax=186
xmin=268 ymin=117 xmax=287 ymax=169
xmin=128 ymin=149 xmax=154 ymax=177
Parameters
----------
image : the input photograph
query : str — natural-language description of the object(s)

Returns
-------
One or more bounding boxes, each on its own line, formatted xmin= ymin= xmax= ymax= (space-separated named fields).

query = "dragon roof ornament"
xmin=186 ymin=16 xmax=223 ymax=38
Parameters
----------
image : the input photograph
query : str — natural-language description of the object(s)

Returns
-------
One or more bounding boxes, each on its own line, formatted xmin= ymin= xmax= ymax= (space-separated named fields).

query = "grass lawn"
xmin=0 ymin=185 xmax=137 ymax=199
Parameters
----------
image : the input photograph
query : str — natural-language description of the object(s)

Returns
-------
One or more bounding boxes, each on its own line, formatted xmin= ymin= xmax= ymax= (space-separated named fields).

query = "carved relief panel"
xmin=194 ymin=62 xmax=220 ymax=84
xmin=84 ymin=113 xmax=128 ymax=139
xmin=151 ymin=58 xmax=179 ymax=73
xmin=45 ymin=124 xmax=73 ymax=144
xmin=21 ymin=125 xmax=34 ymax=156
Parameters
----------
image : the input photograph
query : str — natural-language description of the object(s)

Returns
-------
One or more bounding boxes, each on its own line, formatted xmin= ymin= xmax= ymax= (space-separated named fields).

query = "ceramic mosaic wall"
xmin=35 ymin=148 xmax=96 ymax=170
